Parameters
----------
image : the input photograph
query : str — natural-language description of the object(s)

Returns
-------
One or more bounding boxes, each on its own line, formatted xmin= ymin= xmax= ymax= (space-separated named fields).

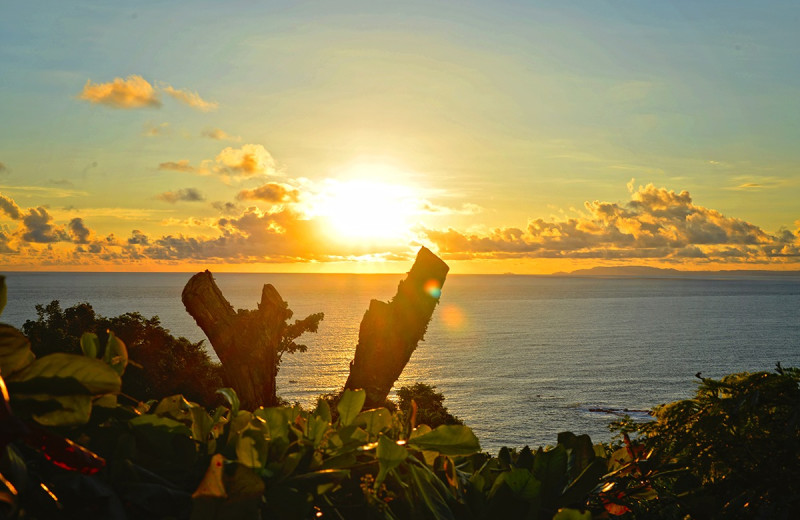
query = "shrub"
xmin=22 ymin=300 xmax=224 ymax=407
xmin=396 ymin=382 xmax=462 ymax=428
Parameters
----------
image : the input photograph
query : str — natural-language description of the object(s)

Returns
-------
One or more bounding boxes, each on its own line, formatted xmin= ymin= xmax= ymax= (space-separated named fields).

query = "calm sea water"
xmin=3 ymin=272 xmax=799 ymax=451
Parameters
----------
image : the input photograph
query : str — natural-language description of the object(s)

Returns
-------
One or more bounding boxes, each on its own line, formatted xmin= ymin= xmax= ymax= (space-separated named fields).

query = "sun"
xmin=315 ymin=179 xmax=416 ymax=242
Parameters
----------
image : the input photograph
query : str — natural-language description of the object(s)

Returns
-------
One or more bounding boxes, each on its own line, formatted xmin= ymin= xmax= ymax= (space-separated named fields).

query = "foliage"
xmin=396 ymin=382 xmax=462 ymax=428
xmin=22 ymin=300 xmax=224 ymax=407
xmin=598 ymin=365 xmax=800 ymax=519
xmin=3 ymin=276 xmax=800 ymax=519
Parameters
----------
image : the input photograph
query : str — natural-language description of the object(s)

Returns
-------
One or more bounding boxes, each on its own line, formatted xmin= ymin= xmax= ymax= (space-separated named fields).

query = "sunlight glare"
xmin=316 ymin=179 xmax=416 ymax=241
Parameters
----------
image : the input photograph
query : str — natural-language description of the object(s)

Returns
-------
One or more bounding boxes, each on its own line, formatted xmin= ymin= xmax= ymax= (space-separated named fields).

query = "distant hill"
xmin=554 ymin=266 xmax=800 ymax=278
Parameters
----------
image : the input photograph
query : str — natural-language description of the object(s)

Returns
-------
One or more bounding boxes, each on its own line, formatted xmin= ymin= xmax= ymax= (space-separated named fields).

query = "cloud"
xmin=215 ymin=144 xmax=277 ymax=177
xmin=158 ymin=160 xmax=196 ymax=173
xmin=79 ymin=75 xmax=161 ymax=108
xmin=161 ymin=84 xmax=218 ymax=111
xmin=68 ymin=218 xmax=91 ymax=244
xmin=143 ymin=122 xmax=170 ymax=137
xmin=201 ymin=128 xmax=240 ymax=141
xmin=237 ymin=182 xmax=298 ymax=203
xmin=418 ymin=200 xmax=483 ymax=215
xmin=211 ymin=201 xmax=241 ymax=215
xmin=421 ymin=183 xmax=798 ymax=263
xmin=20 ymin=207 xmax=68 ymax=243
xmin=156 ymin=188 xmax=206 ymax=203
xmin=0 ymin=162 xmax=7 ymax=174
xmin=128 ymin=229 xmax=150 ymax=246
xmin=0 ymin=193 xmax=22 ymax=220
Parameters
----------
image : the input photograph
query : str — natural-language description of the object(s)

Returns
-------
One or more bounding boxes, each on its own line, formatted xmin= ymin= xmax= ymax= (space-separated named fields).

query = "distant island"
xmin=554 ymin=265 xmax=800 ymax=278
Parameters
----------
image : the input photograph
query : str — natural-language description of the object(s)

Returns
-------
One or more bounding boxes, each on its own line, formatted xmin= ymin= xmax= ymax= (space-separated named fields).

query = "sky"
xmin=1 ymin=1 xmax=799 ymax=273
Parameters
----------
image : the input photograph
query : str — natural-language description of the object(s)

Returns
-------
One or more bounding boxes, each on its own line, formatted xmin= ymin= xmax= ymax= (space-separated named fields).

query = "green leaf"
xmin=355 ymin=408 xmax=392 ymax=437
xmin=407 ymin=424 xmax=481 ymax=456
xmin=502 ymin=468 xmax=541 ymax=500
xmin=216 ymin=388 xmax=240 ymax=417
xmin=9 ymin=353 xmax=121 ymax=395
xmin=306 ymin=415 xmax=330 ymax=448
xmin=408 ymin=463 xmax=455 ymax=520
xmin=0 ymin=324 xmax=35 ymax=377
xmin=190 ymin=406 xmax=215 ymax=443
xmin=375 ymin=435 xmax=407 ymax=487
xmin=254 ymin=407 xmax=293 ymax=442
xmin=102 ymin=332 xmax=128 ymax=375
xmin=0 ymin=275 xmax=6 ymax=317
xmin=237 ymin=427 xmax=268 ymax=469
xmin=130 ymin=413 xmax=193 ymax=437
xmin=337 ymin=389 xmax=365 ymax=427
xmin=15 ymin=393 xmax=93 ymax=427
xmin=313 ymin=398 xmax=331 ymax=424
xmin=80 ymin=332 xmax=100 ymax=359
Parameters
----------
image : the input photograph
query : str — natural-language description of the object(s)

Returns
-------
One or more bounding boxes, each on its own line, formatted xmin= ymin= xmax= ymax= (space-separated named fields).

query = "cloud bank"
xmin=421 ymin=184 xmax=800 ymax=264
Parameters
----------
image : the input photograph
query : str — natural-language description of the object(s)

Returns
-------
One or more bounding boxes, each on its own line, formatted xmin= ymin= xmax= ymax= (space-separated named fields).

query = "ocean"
xmin=2 ymin=271 xmax=799 ymax=451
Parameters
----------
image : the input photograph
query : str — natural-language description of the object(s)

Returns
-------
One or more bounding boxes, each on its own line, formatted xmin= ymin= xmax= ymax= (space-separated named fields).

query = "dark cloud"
xmin=128 ymin=229 xmax=150 ymax=246
xmin=157 ymin=188 xmax=206 ymax=204
xmin=20 ymin=207 xmax=68 ymax=243
xmin=237 ymin=183 xmax=299 ymax=203
xmin=68 ymin=218 xmax=91 ymax=244
xmin=211 ymin=201 xmax=241 ymax=215
xmin=0 ymin=193 xmax=22 ymax=220
xmin=0 ymin=162 xmax=7 ymax=174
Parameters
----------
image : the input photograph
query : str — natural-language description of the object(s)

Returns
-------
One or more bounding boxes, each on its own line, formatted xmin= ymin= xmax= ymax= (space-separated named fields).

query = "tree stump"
xmin=181 ymin=271 xmax=290 ymax=409
xmin=344 ymin=247 xmax=449 ymax=408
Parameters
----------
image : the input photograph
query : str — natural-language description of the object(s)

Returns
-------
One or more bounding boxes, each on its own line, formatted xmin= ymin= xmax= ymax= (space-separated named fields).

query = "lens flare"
xmin=439 ymin=304 xmax=465 ymax=329
xmin=424 ymin=279 xmax=442 ymax=299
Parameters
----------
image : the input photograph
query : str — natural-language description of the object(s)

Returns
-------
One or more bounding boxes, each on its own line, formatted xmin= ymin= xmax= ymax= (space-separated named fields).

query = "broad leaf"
xmin=313 ymin=398 xmax=331 ymax=423
xmin=375 ymin=435 xmax=407 ymax=487
xmin=407 ymin=424 xmax=480 ymax=456
xmin=407 ymin=463 xmax=455 ymax=520
xmin=130 ymin=413 xmax=193 ymax=437
xmin=355 ymin=408 xmax=392 ymax=437
xmin=103 ymin=332 xmax=128 ymax=375
xmin=15 ymin=393 xmax=93 ymax=427
xmin=80 ymin=332 xmax=100 ymax=359
xmin=0 ymin=324 xmax=35 ymax=377
xmin=337 ymin=389 xmax=365 ymax=427
xmin=9 ymin=353 xmax=121 ymax=395
xmin=254 ymin=407 xmax=293 ymax=442
xmin=216 ymin=387 xmax=240 ymax=416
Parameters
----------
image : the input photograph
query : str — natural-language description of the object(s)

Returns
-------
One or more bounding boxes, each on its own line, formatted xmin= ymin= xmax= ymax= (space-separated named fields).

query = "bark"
xmin=344 ymin=246 xmax=449 ymax=408
xmin=181 ymin=271 xmax=290 ymax=409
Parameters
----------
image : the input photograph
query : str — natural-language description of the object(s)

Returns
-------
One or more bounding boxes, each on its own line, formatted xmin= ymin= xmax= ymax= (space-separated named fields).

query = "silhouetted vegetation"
xmin=22 ymin=300 xmax=224 ymax=407
xmin=2 ymin=276 xmax=798 ymax=519
xmin=397 ymin=382 xmax=462 ymax=428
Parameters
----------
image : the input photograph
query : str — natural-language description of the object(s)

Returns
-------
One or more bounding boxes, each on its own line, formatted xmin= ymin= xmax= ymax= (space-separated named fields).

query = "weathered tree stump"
xmin=182 ymin=271 xmax=291 ymax=409
xmin=344 ymin=247 xmax=449 ymax=408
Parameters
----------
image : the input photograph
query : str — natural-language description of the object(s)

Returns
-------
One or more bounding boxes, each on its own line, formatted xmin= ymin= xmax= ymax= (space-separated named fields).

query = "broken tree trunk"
xmin=344 ymin=246 xmax=449 ymax=408
xmin=182 ymin=271 xmax=291 ymax=410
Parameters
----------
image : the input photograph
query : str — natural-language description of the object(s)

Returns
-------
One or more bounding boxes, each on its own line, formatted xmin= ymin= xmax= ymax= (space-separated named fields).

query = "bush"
xmin=603 ymin=364 xmax=800 ymax=519
xmin=22 ymin=300 xmax=224 ymax=407
xmin=396 ymin=382 xmax=462 ymax=428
